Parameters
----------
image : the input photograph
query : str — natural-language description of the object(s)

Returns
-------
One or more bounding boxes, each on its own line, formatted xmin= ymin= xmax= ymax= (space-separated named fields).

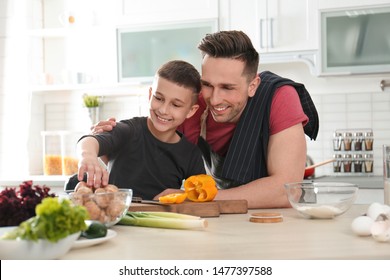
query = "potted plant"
xmin=82 ymin=94 xmax=101 ymax=125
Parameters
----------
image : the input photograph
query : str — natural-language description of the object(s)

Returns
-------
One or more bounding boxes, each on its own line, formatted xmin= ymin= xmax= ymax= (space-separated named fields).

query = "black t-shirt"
xmin=93 ymin=117 xmax=205 ymax=200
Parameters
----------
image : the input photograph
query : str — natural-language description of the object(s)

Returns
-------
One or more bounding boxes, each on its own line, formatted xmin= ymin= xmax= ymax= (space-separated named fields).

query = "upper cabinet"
xmin=228 ymin=0 xmax=319 ymax=53
xmin=30 ymin=0 xmax=219 ymax=93
xmin=120 ymin=0 xmax=218 ymax=25
xmin=318 ymin=0 xmax=390 ymax=9
xmin=30 ymin=0 xmax=121 ymax=92
xmin=318 ymin=2 xmax=390 ymax=75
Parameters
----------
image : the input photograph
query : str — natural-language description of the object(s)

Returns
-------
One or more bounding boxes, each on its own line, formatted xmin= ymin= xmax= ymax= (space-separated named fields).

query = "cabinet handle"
xmin=269 ymin=18 xmax=274 ymax=49
xmin=380 ymin=80 xmax=390 ymax=91
xmin=259 ymin=19 xmax=265 ymax=49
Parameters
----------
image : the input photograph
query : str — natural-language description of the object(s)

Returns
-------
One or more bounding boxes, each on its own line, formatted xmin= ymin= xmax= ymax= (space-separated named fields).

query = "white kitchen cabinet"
xmin=228 ymin=0 xmax=319 ymax=53
xmin=31 ymin=0 xmax=219 ymax=93
xmin=29 ymin=0 xmax=121 ymax=92
xmin=120 ymin=0 xmax=218 ymax=25
xmin=30 ymin=27 xmax=117 ymax=92
xmin=318 ymin=0 xmax=390 ymax=10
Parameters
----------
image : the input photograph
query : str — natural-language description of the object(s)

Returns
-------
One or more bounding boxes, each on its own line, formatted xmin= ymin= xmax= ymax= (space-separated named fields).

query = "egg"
xmin=371 ymin=218 xmax=390 ymax=242
xmin=351 ymin=215 xmax=374 ymax=236
xmin=367 ymin=202 xmax=390 ymax=220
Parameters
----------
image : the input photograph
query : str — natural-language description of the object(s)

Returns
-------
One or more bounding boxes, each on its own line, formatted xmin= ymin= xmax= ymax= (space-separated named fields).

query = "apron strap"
xmin=197 ymin=107 xmax=240 ymax=189
xmin=199 ymin=107 xmax=208 ymax=139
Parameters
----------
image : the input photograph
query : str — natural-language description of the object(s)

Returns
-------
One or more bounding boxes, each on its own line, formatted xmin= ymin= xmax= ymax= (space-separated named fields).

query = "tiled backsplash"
xmin=261 ymin=62 xmax=390 ymax=177
xmin=305 ymin=87 xmax=390 ymax=177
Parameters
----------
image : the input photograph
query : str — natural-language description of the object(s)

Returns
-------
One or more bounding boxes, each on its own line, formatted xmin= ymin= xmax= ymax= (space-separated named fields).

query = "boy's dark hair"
xmin=198 ymin=30 xmax=259 ymax=81
xmin=157 ymin=60 xmax=201 ymax=103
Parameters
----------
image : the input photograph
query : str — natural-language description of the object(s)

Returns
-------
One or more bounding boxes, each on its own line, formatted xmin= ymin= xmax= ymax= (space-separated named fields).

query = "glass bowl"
xmin=285 ymin=182 xmax=358 ymax=219
xmin=68 ymin=188 xmax=132 ymax=227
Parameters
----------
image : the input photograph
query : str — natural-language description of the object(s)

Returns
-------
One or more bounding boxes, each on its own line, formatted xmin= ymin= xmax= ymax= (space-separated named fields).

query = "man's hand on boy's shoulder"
xmin=91 ymin=117 xmax=117 ymax=134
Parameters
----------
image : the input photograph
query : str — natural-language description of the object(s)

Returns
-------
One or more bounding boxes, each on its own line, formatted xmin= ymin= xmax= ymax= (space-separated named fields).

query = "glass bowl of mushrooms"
xmin=68 ymin=183 xmax=132 ymax=227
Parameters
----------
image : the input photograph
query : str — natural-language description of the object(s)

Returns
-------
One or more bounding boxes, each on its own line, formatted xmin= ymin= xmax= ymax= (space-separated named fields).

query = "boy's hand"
xmin=90 ymin=117 xmax=117 ymax=134
xmin=78 ymin=155 xmax=109 ymax=189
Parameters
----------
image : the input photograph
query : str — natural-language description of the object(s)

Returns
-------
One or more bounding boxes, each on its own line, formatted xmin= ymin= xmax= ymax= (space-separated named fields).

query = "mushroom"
xmin=84 ymin=201 xmax=101 ymax=220
xmin=94 ymin=187 xmax=111 ymax=208
xmin=105 ymin=184 xmax=119 ymax=193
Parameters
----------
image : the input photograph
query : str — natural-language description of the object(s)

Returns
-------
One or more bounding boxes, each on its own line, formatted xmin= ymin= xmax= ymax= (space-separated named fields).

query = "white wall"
xmin=0 ymin=0 xmax=33 ymax=177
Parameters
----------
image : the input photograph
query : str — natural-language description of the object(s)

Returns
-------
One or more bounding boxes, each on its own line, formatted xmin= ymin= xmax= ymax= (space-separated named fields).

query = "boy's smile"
xmin=147 ymin=77 xmax=198 ymax=143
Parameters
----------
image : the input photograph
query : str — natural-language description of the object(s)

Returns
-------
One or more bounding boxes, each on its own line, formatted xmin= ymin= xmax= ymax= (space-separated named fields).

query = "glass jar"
xmin=353 ymin=154 xmax=363 ymax=173
xmin=383 ymin=145 xmax=390 ymax=205
xmin=333 ymin=154 xmax=342 ymax=172
xmin=343 ymin=154 xmax=352 ymax=172
xmin=41 ymin=131 xmax=80 ymax=176
xmin=343 ymin=132 xmax=352 ymax=151
xmin=364 ymin=154 xmax=374 ymax=173
xmin=364 ymin=132 xmax=374 ymax=151
xmin=333 ymin=132 xmax=342 ymax=151
xmin=353 ymin=132 xmax=363 ymax=151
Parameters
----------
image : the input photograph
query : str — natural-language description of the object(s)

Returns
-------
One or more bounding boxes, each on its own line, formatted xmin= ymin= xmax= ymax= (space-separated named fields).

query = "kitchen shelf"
xmin=31 ymin=83 xmax=117 ymax=93
xmin=29 ymin=26 xmax=112 ymax=38
xmin=31 ymin=82 xmax=149 ymax=96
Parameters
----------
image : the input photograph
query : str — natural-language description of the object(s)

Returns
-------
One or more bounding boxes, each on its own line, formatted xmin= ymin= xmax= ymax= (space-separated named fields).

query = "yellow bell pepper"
xmin=158 ymin=192 xmax=187 ymax=204
xmin=184 ymin=174 xmax=218 ymax=202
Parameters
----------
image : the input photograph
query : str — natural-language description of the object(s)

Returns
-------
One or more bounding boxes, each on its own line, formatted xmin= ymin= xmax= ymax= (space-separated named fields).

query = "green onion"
xmin=118 ymin=211 xmax=208 ymax=230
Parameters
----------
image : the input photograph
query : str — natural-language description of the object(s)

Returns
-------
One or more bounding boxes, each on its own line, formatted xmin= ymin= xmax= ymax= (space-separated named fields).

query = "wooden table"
xmin=61 ymin=204 xmax=390 ymax=260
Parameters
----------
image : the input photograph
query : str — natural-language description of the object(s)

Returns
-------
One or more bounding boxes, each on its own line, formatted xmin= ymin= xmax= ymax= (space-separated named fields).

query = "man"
xmin=92 ymin=31 xmax=319 ymax=208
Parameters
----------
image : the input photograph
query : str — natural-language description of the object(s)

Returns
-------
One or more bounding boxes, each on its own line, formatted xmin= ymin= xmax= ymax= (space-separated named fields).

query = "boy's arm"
xmin=77 ymin=136 xmax=109 ymax=189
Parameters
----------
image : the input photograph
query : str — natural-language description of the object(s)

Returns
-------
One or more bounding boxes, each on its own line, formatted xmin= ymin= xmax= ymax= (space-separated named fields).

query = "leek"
xmin=118 ymin=211 xmax=208 ymax=230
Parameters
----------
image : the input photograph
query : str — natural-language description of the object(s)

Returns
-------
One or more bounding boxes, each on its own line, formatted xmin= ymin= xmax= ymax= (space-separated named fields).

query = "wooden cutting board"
xmin=128 ymin=200 xmax=248 ymax=217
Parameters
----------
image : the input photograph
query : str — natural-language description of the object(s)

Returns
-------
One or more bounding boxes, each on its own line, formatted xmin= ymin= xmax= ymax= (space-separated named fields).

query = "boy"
xmin=75 ymin=60 xmax=205 ymax=200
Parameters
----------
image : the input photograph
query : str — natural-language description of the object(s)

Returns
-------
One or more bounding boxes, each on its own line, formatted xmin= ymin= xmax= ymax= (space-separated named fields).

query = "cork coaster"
xmin=249 ymin=212 xmax=283 ymax=223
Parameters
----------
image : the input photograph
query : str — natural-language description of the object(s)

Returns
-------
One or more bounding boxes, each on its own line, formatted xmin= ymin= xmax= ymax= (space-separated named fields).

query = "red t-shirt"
xmin=179 ymin=85 xmax=308 ymax=156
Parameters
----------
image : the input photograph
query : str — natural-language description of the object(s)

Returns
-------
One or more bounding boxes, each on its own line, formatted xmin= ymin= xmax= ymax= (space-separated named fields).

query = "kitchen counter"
xmin=0 ymin=176 xmax=68 ymax=194
xmin=1 ymin=176 xmax=384 ymax=204
xmin=311 ymin=175 xmax=383 ymax=189
xmin=61 ymin=205 xmax=390 ymax=260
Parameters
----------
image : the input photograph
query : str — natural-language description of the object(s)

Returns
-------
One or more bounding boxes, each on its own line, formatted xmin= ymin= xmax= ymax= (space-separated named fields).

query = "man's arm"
xmin=214 ymin=123 xmax=307 ymax=209
xmin=90 ymin=117 xmax=117 ymax=134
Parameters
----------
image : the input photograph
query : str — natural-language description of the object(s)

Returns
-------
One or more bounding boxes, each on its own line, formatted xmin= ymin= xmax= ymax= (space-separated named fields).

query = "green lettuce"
xmin=1 ymin=197 xmax=89 ymax=243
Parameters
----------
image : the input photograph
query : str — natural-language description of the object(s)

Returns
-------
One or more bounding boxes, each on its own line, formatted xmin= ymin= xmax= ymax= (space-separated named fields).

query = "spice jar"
xmin=333 ymin=154 xmax=342 ymax=173
xmin=343 ymin=154 xmax=352 ymax=172
xmin=364 ymin=154 xmax=373 ymax=173
xmin=343 ymin=132 xmax=352 ymax=151
xmin=353 ymin=154 xmax=363 ymax=173
xmin=333 ymin=132 xmax=342 ymax=151
xmin=353 ymin=132 xmax=363 ymax=151
xmin=364 ymin=132 xmax=373 ymax=151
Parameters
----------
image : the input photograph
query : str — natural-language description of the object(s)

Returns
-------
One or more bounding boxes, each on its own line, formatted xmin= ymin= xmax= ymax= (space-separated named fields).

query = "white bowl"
xmin=285 ymin=182 xmax=358 ymax=219
xmin=0 ymin=227 xmax=80 ymax=260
